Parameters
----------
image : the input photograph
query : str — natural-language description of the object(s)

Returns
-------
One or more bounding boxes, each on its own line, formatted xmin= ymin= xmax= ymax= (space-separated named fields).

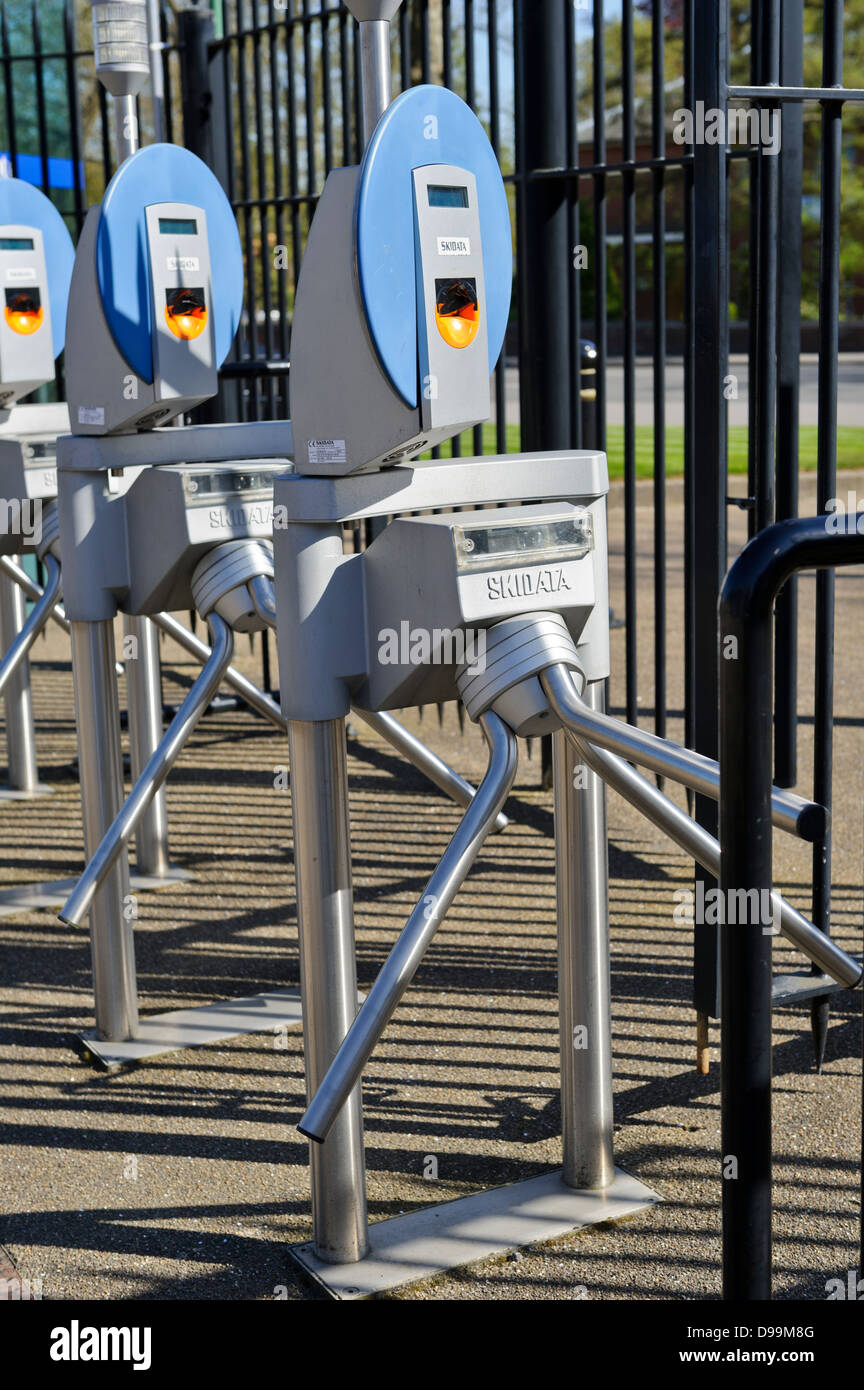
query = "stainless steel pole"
xmin=124 ymin=613 xmax=171 ymax=877
xmin=358 ymin=20 xmax=391 ymax=143
xmin=60 ymin=617 xmax=233 ymax=928
xmin=0 ymin=565 xmax=39 ymax=792
xmin=298 ymin=712 xmax=518 ymax=1144
xmin=70 ymin=618 xmax=138 ymax=1041
xmin=288 ymin=717 xmax=368 ymax=1263
xmin=554 ymin=682 xmax=615 ymax=1190
xmin=114 ymin=93 xmax=139 ymax=164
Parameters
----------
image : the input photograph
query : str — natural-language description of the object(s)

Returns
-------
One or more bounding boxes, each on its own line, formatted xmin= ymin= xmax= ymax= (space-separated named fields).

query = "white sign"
xmin=437 ymin=236 xmax=471 ymax=257
xmin=167 ymin=256 xmax=200 ymax=271
xmin=307 ymin=438 xmax=347 ymax=465
xmin=78 ymin=406 xmax=105 ymax=425
xmin=5 ymin=267 xmax=37 ymax=282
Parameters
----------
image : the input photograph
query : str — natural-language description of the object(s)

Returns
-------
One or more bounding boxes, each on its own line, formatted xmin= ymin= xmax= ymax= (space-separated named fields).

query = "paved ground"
xmin=0 ymin=471 xmax=860 ymax=1301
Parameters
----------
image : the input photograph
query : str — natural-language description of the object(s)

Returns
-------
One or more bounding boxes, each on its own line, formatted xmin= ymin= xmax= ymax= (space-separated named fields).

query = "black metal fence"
xmin=2 ymin=0 xmax=862 ymax=1055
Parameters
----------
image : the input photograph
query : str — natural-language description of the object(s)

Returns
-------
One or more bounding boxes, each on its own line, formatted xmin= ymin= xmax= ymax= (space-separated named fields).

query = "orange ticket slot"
xmin=165 ymin=288 xmax=208 ymax=341
xmin=435 ymin=277 xmax=480 ymax=349
xmin=4 ymin=291 xmax=44 ymax=336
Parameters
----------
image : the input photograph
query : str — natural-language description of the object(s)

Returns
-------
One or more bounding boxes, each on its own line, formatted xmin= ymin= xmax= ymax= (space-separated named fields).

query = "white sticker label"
xmin=6 ymin=267 xmax=37 ymax=282
xmin=437 ymin=236 xmax=471 ymax=257
xmin=78 ymin=406 xmax=105 ymax=426
xmin=167 ymin=256 xmax=200 ymax=271
xmin=307 ymin=439 xmax=347 ymax=465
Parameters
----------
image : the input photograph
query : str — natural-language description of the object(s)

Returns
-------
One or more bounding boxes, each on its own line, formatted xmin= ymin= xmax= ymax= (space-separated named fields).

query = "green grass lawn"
xmin=426 ymin=423 xmax=864 ymax=478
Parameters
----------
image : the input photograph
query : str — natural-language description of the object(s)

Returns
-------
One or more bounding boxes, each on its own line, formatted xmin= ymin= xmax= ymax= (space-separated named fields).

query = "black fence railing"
xmin=719 ymin=513 xmax=864 ymax=1301
xmin=2 ymin=0 xmax=862 ymax=1070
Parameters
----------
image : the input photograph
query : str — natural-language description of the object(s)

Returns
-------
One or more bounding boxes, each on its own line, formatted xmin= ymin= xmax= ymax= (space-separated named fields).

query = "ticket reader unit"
xmin=0 ymin=178 xmax=75 ymax=800
xmin=56 ymin=143 xmax=303 ymax=1062
xmin=64 ymin=146 xmax=224 ymax=436
xmin=273 ymin=56 xmax=658 ymax=1296
xmin=289 ymin=85 xmax=511 ymax=474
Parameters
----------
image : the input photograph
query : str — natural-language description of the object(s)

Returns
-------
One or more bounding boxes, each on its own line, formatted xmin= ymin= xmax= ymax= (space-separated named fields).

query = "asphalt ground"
xmin=0 ymin=470 xmax=861 ymax=1302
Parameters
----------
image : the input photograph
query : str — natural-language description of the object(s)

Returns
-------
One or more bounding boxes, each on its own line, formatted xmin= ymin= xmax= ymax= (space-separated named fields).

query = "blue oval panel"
xmin=96 ymin=144 xmax=244 ymax=384
xmin=0 ymin=178 xmax=75 ymax=358
xmin=355 ymin=85 xmax=513 ymax=409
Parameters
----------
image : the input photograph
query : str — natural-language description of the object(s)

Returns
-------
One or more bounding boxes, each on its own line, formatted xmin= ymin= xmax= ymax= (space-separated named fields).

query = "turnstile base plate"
xmin=291 ymin=1166 xmax=659 ymax=1299
xmin=0 ymin=866 xmax=193 ymax=918
xmin=0 ymin=781 xmax=53 ymax=801
xmin=77 ymin=988 xmax=303 ymax=1070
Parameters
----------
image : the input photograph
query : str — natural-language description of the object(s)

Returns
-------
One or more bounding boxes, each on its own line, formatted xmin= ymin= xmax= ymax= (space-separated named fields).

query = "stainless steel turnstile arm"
xmin=0 ymin=554 xmax=71 ymax=635
xmin=59 ymin=615 xmax=234 ymax=928
xmin=299 ymin=710 xmax=519 ymax=1143
xmin=544 ymin=668 xmax=862 ymax=991
xmin=542 ymin=664 xmax=825 ymax=842
xmin=0 ymin=554 xmax=62 ymax=699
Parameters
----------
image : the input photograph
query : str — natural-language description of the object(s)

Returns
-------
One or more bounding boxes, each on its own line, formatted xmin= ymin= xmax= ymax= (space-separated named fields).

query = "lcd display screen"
xmin=0 ymin=237 xmax=34 ymax=250
xmin=159 ymin=217 xmax=198 ymax=235
xmin=428 ymin=185 xmax=469 ymax=208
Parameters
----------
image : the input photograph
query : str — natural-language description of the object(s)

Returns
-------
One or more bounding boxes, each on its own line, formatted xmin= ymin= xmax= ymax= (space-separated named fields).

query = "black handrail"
xmin=719 ymin=513 xmax=864 ymax=1301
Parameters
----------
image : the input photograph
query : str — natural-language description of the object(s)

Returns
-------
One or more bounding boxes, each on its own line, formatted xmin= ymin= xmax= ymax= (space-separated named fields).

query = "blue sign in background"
xmin=0 ymin=152 xmax=84 ymax=190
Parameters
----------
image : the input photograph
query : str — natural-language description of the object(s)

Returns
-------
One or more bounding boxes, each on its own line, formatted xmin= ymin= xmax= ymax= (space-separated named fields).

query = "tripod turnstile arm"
xmin=298 ymin=710 xmax=519 ymax=1144
xmin=558 ymin=717 xmax=862 ymax=992
xmin=0 ymin=554 xmax=62 ymax=700
xmin=0 ymin=555 xmax=70 ymax=636
xmin=542 ymin=665 xmax=826 ymax=842
xmin=58 ymin=615 xmax=234 ymax=928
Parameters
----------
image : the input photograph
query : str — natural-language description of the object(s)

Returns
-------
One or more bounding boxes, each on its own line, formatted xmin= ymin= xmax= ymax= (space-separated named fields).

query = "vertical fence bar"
xmin=31 ymin=0 xmax=49 ymax=192
xmin=691 ymin=0 xmax=729 ymax=1025
xmin=651 ymin=0 xmax=666 ymax=754
xmin=683 ymin=0 xmax=696 ymax=763
xmin=63 ymin=0 xmax=85 ymax=238
xmin=773 ymin=0 xmax=804 ymax=790
xmin=621 ymin=0 xmax=637 ymax=728
xmin=591 ymin=0 xmax=607 ymax=459
xmin=811 ymin=0 xmax=845 ymax=1073
xmin=487 ymin=0 xmax=506 ymax=456
xmin=1 ymin=5 xmax=19 ymax=177
xmin=564 ymin=0 xmax=581 ymax=453
xmin=753 ymin=1 xmax=780 ymax=537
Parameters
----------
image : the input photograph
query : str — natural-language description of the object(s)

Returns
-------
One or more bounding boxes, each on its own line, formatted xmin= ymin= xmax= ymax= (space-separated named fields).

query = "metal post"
xmin=123 ymin=614 xmax=171 ymax=877
xmin=113 ymin=93 xmax=139 ymax=164
xmin=0 ymin=566 xmax=39 ymax=793
xmin=516 ymin=0 xmax=570 ymax=788
xmin=718 ymin=513 xmax=864 ymax=1301
xmin=691 ymin=0 xmax=729 ymax=1025
xmin=288 ymin=718 xmax=368 ymax=1264
xmin=554 ymin=681 xmax=614 ymax=1190
xmin=358 ymin=20 xmax=390 ymax=143
xmin=70 ymin=619 xmax=138 ymax=1043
